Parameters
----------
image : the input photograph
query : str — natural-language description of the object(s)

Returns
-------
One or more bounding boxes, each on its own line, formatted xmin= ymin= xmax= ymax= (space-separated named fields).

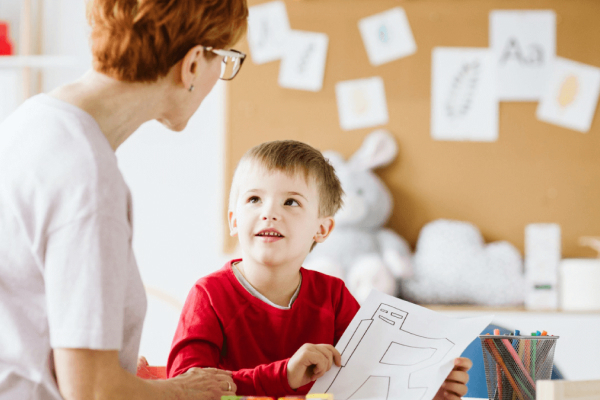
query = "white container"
xmin=559 ymin=258 xmax=600 ymax=311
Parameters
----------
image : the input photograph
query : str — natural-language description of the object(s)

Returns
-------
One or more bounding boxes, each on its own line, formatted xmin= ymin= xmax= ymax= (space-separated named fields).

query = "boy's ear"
xmin=228 ymin=210 xmax=238 ymax=237
xmin=314 ymin=217 xmax=335 ymax=243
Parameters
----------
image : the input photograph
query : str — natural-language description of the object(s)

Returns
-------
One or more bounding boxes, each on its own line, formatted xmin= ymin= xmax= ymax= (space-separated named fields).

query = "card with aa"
xmin=536 ymin=57 xmax=600 ymax=133
xmin=490 ymin=10 xmax=556 ymax=101
xmin=358 ymin=7 xmax=417 ymax=67
xmin=278 ymin=31 xmax=329 ymax=92
xmin=431 ymin=47 xmax=498 ymax=142
xmin=247 ymin=1 xmax=290 ymax=64
xmin=335 ymin=77 xmax=389 ymax=131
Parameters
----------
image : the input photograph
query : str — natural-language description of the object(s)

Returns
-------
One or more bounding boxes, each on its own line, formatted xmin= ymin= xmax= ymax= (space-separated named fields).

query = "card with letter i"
xmin=358 ymin=7 xmax=417 ymax=66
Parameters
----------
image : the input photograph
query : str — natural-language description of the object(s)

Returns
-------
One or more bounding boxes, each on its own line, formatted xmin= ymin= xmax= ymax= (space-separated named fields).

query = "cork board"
xmin=223 ymin=0 xmax=600 ymax=257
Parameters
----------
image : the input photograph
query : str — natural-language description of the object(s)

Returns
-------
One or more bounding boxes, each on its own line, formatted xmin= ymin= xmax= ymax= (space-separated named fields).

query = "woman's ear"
xmin=228 ymin=210 xmax=238 ymax=237
xmin=180 ymin=45 xmax=205 ymax=91
xmin=314 ymin=217 xmax=335 ymax=243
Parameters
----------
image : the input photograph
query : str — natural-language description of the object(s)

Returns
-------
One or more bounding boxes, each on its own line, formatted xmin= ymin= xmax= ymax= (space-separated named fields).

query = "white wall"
xmin=1 ymin=0 xmax=231 ymax=366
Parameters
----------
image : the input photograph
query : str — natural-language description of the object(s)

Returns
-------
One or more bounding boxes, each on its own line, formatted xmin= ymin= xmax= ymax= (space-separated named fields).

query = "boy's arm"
xmin=232 ymin=358 xmax=312 ymax=396
xmin=167 ymin=285 xmax=224 ymax=378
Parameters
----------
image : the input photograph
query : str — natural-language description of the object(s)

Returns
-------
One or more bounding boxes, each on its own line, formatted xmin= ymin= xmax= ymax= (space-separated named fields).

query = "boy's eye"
xmin=284 ymin=198 xmax=300 ymax=207
xmin=248 ymin=196 xmax=260 ymax=204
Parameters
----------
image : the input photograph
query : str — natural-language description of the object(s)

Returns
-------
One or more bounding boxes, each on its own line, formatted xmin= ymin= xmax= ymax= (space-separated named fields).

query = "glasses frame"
xmin=204 ymin=46 xmax=246 ymax=81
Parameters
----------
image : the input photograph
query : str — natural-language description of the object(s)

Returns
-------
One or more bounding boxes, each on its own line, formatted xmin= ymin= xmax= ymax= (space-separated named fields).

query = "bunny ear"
xmin=349 ymin=129 xmax=397 ymax=171
xmin=323 ymin=150 xmax=346 ymax=169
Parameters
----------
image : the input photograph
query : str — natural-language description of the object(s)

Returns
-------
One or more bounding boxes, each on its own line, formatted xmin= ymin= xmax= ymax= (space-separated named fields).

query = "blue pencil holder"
xmin=478 ymin=335 xmax=559 ymax=400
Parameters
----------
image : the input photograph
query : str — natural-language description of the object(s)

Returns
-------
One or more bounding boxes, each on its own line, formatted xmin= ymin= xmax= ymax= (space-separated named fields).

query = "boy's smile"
xmin=229 ymin=162 xmax=334 ymax=272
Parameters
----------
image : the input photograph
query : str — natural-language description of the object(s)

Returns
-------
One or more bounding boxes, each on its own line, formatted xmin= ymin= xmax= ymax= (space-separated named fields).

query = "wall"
xmin=1 ymin=0 xmax=230 ymax=365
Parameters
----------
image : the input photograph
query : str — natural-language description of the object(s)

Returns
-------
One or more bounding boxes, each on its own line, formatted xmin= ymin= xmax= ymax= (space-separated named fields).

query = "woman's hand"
xmin=433 ymin=357 xmax=472 ymax=400
xmin=170 ymin=367 xmax=236 ymax=400
xmin=287 ymin=343 xmax=342 ymax=389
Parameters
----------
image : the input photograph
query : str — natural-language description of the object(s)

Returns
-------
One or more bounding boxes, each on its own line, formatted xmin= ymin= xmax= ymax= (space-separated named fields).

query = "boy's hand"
xmin=287 ymin=343 xmax=342 ymax=389
xmin=433 ymin=357 xmax=472 ymax=400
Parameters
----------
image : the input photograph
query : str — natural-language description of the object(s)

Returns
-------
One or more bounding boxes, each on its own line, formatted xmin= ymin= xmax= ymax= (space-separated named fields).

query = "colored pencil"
xmin=483 ymin=339 xmax=530 ymax=400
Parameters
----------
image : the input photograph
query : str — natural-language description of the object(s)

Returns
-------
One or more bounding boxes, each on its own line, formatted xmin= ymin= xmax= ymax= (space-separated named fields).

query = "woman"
xmin=0 ymin=0 xmax=247 ymax=398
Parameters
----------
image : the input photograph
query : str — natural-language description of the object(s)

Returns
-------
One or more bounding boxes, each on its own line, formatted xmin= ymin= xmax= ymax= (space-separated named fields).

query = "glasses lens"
xmin=220 ymin=55 xmax=242 ymax=80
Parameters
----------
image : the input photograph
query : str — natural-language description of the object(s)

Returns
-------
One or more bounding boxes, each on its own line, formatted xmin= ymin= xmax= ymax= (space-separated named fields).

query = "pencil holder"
xmin=478 ymin=335 xmax=559 ymax=400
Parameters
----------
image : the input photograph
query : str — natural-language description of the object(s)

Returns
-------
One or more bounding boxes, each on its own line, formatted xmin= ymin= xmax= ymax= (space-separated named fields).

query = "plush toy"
xmin=401 ymin=219 xmax=526 ymax=306
xmin=304 ymin=130 xmax=412 ymax=303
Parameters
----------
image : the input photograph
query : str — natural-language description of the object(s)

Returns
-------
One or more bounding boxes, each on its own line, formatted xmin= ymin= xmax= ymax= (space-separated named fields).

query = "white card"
xmin=278 ymin=31 xmax=328 ymax=92
xmin=247 ymin=1 xmax=290 ymax=64
xmin=358 ymin=7 xmax=417 ymax=67
xmin=431 ymin=47 xmax=498 ymax=142
xmin=490 ymin=10 xmax=556 ymax=101
xmin=536 ymin=57 xmax=600 ymax=133
xmin=336 ymin=77 xmax=389 ymax=131
xmin=309 ymin=290 xmax=493 ymax=400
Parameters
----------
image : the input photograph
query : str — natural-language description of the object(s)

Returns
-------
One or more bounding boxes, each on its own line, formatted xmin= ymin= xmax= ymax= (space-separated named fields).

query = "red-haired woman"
xmin=0 ymin=0 xmax=247 ymax=399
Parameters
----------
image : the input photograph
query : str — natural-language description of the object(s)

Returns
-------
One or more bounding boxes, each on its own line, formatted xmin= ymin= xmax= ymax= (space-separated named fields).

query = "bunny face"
xmin=323 ymin=129 xmax=398 ymax=230
xmin=334 ymin=166 xmax=393 ymax=229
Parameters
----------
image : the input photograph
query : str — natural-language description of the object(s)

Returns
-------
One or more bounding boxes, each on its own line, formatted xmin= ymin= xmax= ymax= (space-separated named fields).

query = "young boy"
xmin=167 ymin=140 xmax=472 ymax=399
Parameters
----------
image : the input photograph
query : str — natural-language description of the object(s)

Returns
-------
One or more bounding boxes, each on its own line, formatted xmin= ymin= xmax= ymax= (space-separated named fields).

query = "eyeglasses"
xmin=204 ymin=47 xmax=246 ymax=81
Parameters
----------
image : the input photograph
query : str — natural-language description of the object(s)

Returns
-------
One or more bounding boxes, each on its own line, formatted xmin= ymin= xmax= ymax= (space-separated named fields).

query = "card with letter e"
xmin=536 ymin=57 xmax=600 ymax=133
xmin=247 ymin=1 xmax=290 ymax=64
xmin=278 ymin=31 xmax=329 ymax=92
xmin=358 ymin=7 xmax=417 ymax=67
xmin=335 ymin=77 xmax=389 ymax=131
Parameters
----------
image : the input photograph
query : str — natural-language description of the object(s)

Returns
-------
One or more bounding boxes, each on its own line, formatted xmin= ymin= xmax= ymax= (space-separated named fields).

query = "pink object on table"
xmin=0 ymin=22 xmax=14 ymax=55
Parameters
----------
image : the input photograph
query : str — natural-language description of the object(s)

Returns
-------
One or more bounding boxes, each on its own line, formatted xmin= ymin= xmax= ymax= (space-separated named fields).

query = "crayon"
xmin=541 ymin=331 xmax=548 ymax=336
xmin=494 ymin=329 xmax=500 ymax=335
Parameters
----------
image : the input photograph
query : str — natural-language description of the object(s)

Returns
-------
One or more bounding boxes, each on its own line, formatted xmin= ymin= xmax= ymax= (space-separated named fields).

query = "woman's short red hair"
xmin=87 ymin=0 xmax=248 ymax=82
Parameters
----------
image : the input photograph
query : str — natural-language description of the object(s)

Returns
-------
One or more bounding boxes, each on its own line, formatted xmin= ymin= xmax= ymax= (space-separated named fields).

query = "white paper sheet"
xmin=247 ymin=1 xmax=290 ymax=64
xmin=335 ymin=77 xmax=389 ymax=131
xmin=536 ymin=57 xmax=600 ymax=133
xmin=431 ymin=47 xmax=498 ymax=142
xmin=278 ymin=31 xmax=329 ymax=92
xmin=358 ymin=7 xmax=417 ymax=67
xmin=490 ymin=10 xmax=556 ymax=101
xmin=310 ymin=290 xmax=493 ymax=400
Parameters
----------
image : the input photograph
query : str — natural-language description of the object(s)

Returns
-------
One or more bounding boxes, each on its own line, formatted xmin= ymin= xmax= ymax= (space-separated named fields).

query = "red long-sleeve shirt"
xmin=167 ymin=259 xmax=360 ymax=396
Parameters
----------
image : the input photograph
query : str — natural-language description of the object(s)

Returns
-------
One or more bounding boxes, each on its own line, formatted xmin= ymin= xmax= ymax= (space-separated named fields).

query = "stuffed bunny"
xmin=304 ymin=130 xmax=412 ymax=303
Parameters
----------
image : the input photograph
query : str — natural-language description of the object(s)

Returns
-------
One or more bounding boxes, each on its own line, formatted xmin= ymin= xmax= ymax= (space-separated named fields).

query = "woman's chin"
xmin=157 ymin=117 xmax=188 ymax=132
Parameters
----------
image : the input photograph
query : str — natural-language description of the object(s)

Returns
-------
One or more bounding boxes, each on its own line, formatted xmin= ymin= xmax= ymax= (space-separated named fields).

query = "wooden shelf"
xmin=0 ymin=55 xmax=89 ymax=68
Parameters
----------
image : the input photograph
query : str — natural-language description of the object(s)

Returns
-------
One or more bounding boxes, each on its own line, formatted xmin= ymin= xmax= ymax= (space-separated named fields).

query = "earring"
xmin=188 ymin=84 xmax=194 ymax=92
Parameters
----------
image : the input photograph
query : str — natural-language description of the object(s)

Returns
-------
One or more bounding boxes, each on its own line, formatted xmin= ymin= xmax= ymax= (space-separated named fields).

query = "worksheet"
xmin=278 ymin=30 xmax=329 ymax=92
xmin=310 ymin=290 xmax=493 ymax=400
xmin=490 ymin=10 xmax=556 ymax=101
xmin=247 ymin=1 xmax=290 ymax=64
xmin=536 ymin=57 xmax=600 ymax=133
xmin=358 ymin=7 xmax=417 ymax=66
xmin=431 ymin=47 xmax=498 ymax=142
xmin=335 ymin=77 xmax=389 ymax=131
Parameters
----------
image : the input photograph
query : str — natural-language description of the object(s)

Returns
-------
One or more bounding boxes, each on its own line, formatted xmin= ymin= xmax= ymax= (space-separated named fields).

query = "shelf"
xmin=423 ymin=304 xmax=600 ymax=314
xmin=0 ymin=55 xmax=90 ymax=68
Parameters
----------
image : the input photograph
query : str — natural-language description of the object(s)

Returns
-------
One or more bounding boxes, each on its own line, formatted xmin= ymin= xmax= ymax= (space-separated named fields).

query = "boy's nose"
xmin=262 ymin=215 xmax=278 ymax=221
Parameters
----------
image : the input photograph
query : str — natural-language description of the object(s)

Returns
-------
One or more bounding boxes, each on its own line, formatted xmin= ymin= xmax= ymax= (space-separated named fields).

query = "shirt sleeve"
xmin=167 ymin=285 xmax=224 ymax=377
xmin=45 ymin=213 xmax=131 ymax=350
xmin=334 ymin=282 xmax=361 ymax=345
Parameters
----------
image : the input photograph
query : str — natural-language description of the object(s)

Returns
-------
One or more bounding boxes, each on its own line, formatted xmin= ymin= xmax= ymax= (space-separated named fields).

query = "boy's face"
xmin=229 ymin=162 xmax=334 ymax=269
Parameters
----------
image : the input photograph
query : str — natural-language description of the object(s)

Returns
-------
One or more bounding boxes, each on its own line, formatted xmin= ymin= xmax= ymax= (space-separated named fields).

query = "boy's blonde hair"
xmin=229 ymin=140 xmax=344 ymax=218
